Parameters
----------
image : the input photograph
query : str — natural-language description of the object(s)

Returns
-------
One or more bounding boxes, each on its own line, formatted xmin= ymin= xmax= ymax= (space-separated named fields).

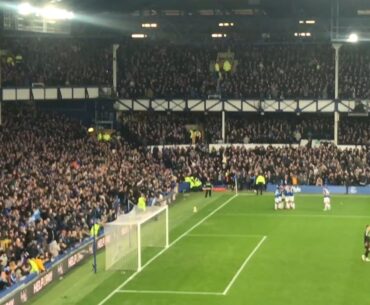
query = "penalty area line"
xmin=223 ymin=235 xmax=267 ymax=295
xmin=97 ymin=193 xmax=238 ymax=305
xmin=187 ymin=233 xmax=263 ymax=238
xmin=117 ymin=289 xmax=223 ymax=296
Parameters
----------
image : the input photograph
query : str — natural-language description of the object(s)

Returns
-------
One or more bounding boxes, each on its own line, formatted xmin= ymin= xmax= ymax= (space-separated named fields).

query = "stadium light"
xmin=142 ymin=23 xmax=158 ymax=28
xmin=17 ymin=3 xmax=74 ymax=20
xmin=219 ymin=22 xmax=234 ymax=27
xmin=347 ymin=33 xmax=359 ymax=43
xmin=294 ymin=32 xmax=311 ymax=37
xmin=41 ymin=6 xmax=74 ymax=20
xmin=18 ymin=3 xmax=34 ymax=15
xmin=131 ymin=33 xmax=147 ymax=39
xmin=299 ymin=20 xmax=316 ymax=25
xmin=211 ymin=33 xmax=227 ymax=38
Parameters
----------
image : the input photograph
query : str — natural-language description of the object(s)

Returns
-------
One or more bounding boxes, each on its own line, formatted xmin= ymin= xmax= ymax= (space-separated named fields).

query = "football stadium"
xmin=1 ymin=0 xmax=370 ymax=305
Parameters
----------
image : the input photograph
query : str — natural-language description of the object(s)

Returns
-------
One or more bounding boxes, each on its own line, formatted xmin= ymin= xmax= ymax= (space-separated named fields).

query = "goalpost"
xmin=105 ymin=205 xmax=169 ymax=272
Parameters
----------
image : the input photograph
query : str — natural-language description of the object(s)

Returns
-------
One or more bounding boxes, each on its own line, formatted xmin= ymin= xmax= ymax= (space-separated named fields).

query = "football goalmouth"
xmin=104 ymin=205 xmax=169 ymax=272
xmin=99 ymin=194 xmax=267 ymax=304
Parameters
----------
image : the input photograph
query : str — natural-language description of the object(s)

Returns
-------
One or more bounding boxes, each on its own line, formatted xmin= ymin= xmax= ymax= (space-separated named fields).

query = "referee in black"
xmin=362 ymin=225 xmax=370 ymax=262
xmin=204 ymin=178 xmax=212 ymax=198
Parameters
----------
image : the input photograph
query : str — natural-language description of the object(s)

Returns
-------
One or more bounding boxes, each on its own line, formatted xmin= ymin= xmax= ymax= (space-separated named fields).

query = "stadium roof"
xmin=55 ymin=0 xmax=369 ymax=17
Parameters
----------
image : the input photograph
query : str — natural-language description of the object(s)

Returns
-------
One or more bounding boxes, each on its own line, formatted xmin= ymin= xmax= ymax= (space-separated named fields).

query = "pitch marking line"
xmin=221 ymin=212 xmax=370 ymax=219
xmin=97 ymin=194 xmax=238 ymax=305
xmin=187 ymin=233 xmax=263 ymax=238
xmin=222 ymin=235 xmax=267 ymax=295
xmin=117 ymin=289 xmax=223 ymax=296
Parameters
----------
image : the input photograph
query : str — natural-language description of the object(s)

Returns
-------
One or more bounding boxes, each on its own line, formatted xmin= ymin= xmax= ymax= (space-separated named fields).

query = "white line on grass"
xmin=187 ymin=233 xmax=263 ymax=238
xmin=221 ymin=212 xmax=370 ymax=219
xmin=223 ymin=235 xmax=267 ymax=295
xmin=117 ymin=289 xmax=223 ymax=296
xmin=97 ymin=194 xmax=238 ymax=305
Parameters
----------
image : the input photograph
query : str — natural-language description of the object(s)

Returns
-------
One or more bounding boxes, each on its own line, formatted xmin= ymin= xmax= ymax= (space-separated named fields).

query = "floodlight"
xmin=347 ymin=33 xmax=359 ymax=43
xmin=211 ymin=33 xmax=227 ymax=38
xmin=40 ymin=6 xmax=74 ymax=20
xmin=66 ymin=11 xmax=74 ymax=20
xmin=141 ymin=23 xmax=157 ymax=28
xmin=131 ymin=34 xmax=147 ymax=38
xmin=18 ymin=3 xmax=33 ymax=15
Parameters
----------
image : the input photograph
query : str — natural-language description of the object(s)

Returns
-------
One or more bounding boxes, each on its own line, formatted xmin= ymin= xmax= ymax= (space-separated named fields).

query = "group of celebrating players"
xmin=272 ymin=184 xmax=370 ymax=263
xmin=274 ymin=185 xmax=295 ymax=210
xmin=274 ymin=184 xmax=331 ymax=211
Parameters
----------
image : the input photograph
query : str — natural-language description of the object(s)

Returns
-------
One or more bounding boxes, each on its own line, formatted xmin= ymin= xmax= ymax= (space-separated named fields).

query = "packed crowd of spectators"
xmin=339 ymin=117 xmax=370 ymax=145
xmin=119 ymin=112 xmax=223 ymax=145
xmin=2 ymin=37 xmax=370 ymax=99
xmin=163 ymin=144 xmax=370 ymax=189
xmin=118 ymin=43 xmax=335 ymax=99
xmin=118 ymin=112 xmax=370 ymax=145
xmin=226 ymin=114 xmax=334 ymax=143
xmin=339 ymin=45 xmax=370 ymax=100
xmin=0 ymin=108 xmax=175 ymax=290
xmin=119 ymin=112 xmax=192 ymax=145
xmin=1 ymin=37 xmax=112 ymax=87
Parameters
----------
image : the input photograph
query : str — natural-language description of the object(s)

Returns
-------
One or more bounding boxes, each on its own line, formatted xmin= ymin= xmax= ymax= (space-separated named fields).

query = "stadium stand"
xmin=121 ymin=112 xmax=370 ymax=145
xmin=2 ymin=33 xmax=370 ymax=293
xmin=0 ymin=108 xmax=175 ymax=290
xmin=1 ymin=37 xmax=112 ymax=87
xmin=1 ymin=104 xmax=370 ymax=291
xmin=1 ymin=38 xmax=370 ymax=100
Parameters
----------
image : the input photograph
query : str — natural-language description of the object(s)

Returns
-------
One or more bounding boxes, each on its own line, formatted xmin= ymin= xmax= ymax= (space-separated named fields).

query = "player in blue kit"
xmin=274 ymin=185 xmax=283 ymax=210
xmin=284 ymin=185 xmax=295 ymax=209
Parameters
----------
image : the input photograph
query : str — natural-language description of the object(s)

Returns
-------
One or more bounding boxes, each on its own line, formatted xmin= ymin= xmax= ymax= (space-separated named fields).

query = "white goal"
xmin=105 ymin=205 xmax=169 ymax=272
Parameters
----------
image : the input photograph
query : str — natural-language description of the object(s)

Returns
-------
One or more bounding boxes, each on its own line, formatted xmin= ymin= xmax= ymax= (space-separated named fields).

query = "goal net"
xmin=105 ymin=205 xmax=169 ymax=272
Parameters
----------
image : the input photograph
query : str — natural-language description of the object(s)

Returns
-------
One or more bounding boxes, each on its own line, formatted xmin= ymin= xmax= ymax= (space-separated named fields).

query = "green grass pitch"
xmin=27 ymin=192 xmax=370 ymax=305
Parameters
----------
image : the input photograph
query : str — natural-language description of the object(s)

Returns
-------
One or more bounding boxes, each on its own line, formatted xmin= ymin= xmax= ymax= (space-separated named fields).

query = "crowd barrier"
xmin=150 ymin=143 xmax=367 ymax=152
xmin=0 ymin=192 xmax=177 ymax=305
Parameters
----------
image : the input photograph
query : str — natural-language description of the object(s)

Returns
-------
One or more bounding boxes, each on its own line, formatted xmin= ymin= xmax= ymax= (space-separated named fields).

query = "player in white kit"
xmin=285 ymin=185 xmax=295 ymax=210
xmin=323 ymin=186 xmax=331 ymax=211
